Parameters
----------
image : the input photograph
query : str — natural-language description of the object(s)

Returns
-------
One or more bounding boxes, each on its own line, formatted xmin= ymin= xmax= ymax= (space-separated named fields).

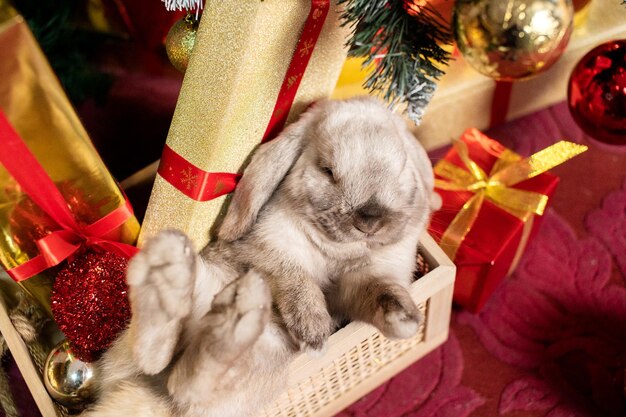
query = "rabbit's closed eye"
xmin=318 ymin=164 xmax=336 ymax=182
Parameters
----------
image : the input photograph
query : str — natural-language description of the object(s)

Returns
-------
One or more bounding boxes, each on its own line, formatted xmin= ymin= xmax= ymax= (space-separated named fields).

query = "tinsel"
xmin=51 ymin=250 xmax=131 ymax=362
xmin=338 ymin=0 xmax=452 ymax=124
xmin=162 ymin=0 xmax=203 ymax=13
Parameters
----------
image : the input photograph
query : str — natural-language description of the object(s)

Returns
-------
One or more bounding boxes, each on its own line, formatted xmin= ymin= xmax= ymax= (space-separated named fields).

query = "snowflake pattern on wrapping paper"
xmin=586 ymin=177 xmax=626 ymax=284
xmin=335 ymin=334 xmax=485 ymax=417
xmin=180 ymin=167 xmax=198 ymax=191
xmin=458 ymin=211 xmax=626 ymax=417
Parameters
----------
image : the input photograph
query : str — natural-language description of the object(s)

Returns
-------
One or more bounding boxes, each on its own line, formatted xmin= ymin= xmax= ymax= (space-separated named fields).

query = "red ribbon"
xmin=262 ymin=0 xmax=329 ymax=143
xmin=0 ymin=111 xmax=139 ymax=282
xmin=159 ymin=0 xmax=329 ymax=201
xmin=489 ymin=80 xmax=514 ymax=128
xmin=158 ymin=144 xmax=240 ymax=200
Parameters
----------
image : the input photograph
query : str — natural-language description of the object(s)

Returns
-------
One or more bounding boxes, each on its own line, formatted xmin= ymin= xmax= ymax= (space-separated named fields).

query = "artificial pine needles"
xmin=339 ymin=0 xmax=452 ymax=124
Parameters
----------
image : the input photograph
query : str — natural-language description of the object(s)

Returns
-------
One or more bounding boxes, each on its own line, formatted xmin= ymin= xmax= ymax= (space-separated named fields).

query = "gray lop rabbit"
xmin=82 ymin=97 xmax=440 ymax=417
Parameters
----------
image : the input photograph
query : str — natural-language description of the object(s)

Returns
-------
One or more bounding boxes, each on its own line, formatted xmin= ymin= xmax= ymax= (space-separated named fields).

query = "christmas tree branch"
xmin=339 ymin=0 xmax=452 ymax=124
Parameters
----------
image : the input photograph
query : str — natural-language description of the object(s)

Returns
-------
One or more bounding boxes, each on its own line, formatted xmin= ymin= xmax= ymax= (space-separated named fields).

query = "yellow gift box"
xmin=139 ymin=0 xmax=350 ymax=249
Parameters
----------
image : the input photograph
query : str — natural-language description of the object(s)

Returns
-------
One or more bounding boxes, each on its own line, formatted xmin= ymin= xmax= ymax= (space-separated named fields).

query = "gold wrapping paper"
xmin=0 ymin=15 xmax=140 ymax=314
xmin=139 ymin=0 xmax=350 ymax=249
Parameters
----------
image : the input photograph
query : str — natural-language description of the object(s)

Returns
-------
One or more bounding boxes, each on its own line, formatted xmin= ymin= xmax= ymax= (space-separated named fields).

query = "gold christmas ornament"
xmin=454 ymin=0 xmax=574 ymax=80
xmin=166 ymin=14 xmax=199 ymax=73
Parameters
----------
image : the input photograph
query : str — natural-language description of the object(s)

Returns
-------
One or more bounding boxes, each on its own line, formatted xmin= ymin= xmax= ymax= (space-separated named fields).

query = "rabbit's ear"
xmin=391 ymin=114 xmax=434 ymax=191
xmin=430 ymin=192 xmax=442 ymax=211
xmin=218 ymin=112 xmax=313 ymax=242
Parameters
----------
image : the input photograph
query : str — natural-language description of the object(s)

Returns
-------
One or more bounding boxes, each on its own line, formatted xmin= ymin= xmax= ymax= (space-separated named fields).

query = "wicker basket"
xmin=261 ymin=232 xmax=455 ymax=417
xmin=0 ymin=233 xmax=454 ymax=417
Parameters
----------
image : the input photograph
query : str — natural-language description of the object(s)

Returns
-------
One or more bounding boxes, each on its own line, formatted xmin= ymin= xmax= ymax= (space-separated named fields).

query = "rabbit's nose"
xmin=354 ymin=202 xmax=387 ymax=234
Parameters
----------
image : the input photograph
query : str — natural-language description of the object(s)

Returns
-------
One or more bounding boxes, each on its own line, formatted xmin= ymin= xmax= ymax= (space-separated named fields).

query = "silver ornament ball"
xmin=44 ymin=341 xmax=97 ymax=409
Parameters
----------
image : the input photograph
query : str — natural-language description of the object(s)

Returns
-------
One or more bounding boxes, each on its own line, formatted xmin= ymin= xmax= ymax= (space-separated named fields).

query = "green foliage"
xmin=12 ymin=0 xmax=113 ymax=104
xmin=339 ymin=0 xmax=452 ymax=124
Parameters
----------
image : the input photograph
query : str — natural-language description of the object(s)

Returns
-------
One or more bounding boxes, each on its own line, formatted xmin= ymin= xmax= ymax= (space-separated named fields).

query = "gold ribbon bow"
xmin=435 ymin=130 xmax=587 ymax=260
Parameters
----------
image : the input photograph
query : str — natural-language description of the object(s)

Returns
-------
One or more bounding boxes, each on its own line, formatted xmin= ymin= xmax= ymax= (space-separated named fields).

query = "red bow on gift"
xmin=0 ymin=112 xmax=139 ymax=282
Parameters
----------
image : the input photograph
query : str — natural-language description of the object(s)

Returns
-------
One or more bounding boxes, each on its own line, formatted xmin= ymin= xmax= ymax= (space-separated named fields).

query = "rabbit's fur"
xmin=82 ymin=98 xmax=439 ymax=417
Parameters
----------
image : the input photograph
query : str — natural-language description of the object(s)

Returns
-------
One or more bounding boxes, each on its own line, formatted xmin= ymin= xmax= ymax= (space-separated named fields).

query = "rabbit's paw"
xmin=127 ymin=230 xmax=197 ymax=321
xmin=282 ymin=302 xmax=333 ymax=354
xmin=373 ymin=289 xmax=422 ymax=339
xmin=207 ymin=270 xmax=271 ymax=360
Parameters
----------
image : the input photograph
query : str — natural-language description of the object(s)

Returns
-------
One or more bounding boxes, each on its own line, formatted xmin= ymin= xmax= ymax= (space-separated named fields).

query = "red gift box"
xmin=428 ymin=129 xmax=586 ymax=312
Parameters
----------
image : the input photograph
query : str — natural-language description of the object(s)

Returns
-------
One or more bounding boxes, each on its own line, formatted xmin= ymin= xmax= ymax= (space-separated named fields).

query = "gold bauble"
xmin=166 ymin=15 xmax=199 ymax=73
xmin=454 ymin=0 xmax=574 ymax=80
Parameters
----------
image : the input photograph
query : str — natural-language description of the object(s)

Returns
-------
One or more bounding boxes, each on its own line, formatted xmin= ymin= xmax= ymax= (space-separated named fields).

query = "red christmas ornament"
xmin=51 ymin=250 xmax=131 ymax=362
xmin=403 ymin=0 xmax=454 ymax=24
xmin=568 ymin=40 xmax=626 ymax=147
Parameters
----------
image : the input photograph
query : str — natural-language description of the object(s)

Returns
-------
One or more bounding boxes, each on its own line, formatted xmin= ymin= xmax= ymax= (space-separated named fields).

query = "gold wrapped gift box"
xmin=139 ymin=0 xmax=350 ymax=249
xmin=0 ymin=13 xmax=139 ymax=314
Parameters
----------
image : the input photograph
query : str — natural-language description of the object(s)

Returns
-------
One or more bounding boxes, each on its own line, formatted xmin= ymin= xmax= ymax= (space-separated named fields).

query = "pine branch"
xmin=339 ymin=0 xmax=452 ymax=124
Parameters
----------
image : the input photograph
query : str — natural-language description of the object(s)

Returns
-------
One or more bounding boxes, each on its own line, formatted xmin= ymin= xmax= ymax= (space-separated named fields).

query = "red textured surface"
xmin=50 ymin=250 xmax=131 ymax=362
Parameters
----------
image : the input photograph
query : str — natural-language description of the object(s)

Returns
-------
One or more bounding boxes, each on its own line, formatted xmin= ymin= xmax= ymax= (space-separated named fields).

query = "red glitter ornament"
xmin=51 ymin=250 xmax=131 ymax=362
xmin=568 ymin=40 xmax=626 ymax=147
